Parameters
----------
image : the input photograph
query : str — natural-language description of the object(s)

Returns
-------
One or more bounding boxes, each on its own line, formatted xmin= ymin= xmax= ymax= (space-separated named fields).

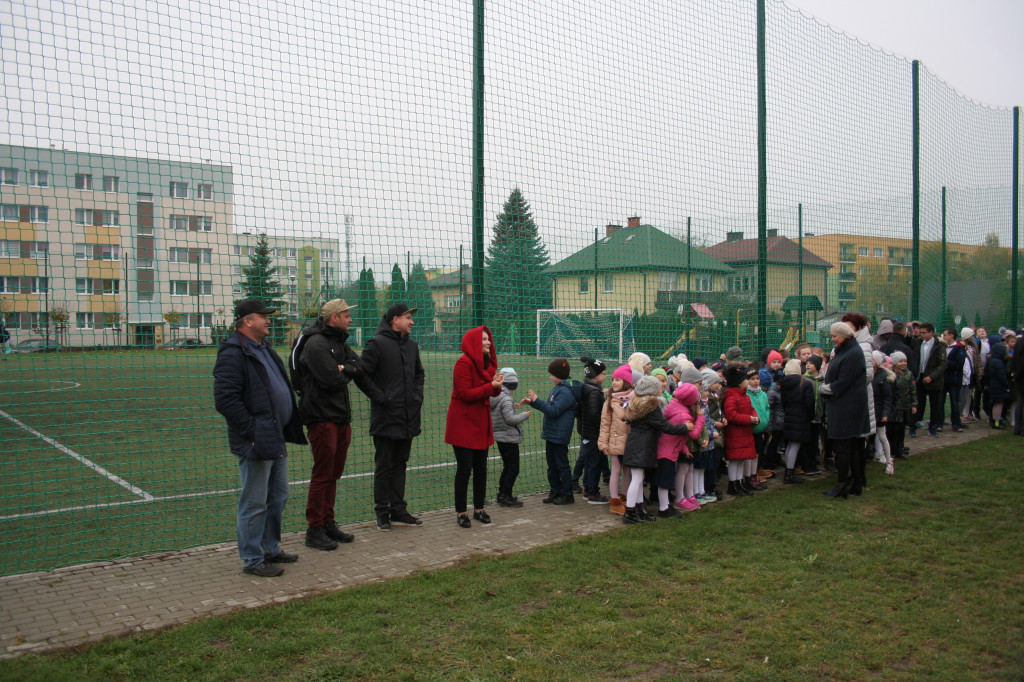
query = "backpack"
xmin=288 ymin=331 xmax=312 ymax=395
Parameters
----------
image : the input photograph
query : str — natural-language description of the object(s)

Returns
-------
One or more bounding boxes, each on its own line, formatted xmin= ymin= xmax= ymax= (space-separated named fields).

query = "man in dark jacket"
xmin=880 ymin=321 xmax=916 ymax=378
xmin=910 ymin=322 xmax=947 ymax=438
xmin=942 ymin=328 xmax=967 ymax=432
xmin=213 ymin=299 xmax=307 ymax=578
xmin=361 ymin=303 xmax=426 ymax=531
xmin=294 ymin=298 xmax=367 ymax=551
xmin=578 ymin=357 xmax=608 ymax=504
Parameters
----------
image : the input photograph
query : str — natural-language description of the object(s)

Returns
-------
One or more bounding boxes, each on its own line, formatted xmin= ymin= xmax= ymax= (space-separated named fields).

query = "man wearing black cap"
xmin=213 ymin=299 xmax=307 ymax=577
xmin=360 ymin=303 xmax=425 ymax=531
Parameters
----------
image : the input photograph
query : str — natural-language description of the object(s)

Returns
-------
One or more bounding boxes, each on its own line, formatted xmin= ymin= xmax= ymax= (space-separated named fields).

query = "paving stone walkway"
xmin=0 ymin=426 xmax=992 ymax=658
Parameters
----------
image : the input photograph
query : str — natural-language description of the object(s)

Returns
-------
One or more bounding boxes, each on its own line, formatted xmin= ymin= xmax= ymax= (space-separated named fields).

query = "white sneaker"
xmin=885 ymin=462 xmax=894 ymax=475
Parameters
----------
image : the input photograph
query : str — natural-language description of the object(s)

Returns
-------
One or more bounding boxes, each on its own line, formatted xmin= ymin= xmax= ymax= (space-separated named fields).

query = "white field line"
xmin=0 ymin=408 xmax=154 ymax=503
xmin=0 ymin=444 xmax=579 ymax=522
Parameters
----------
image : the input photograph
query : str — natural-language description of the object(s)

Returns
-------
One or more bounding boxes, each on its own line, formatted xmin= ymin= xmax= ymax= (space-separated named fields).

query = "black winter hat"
xmin=580 ymin=356 xmax=607 ymax=379
xmin=547 ymin=358 xmax=571 ymax=381
xmin=806 ymin=355 xmax=824 ymax=371
xmin=724 ymin=365 xmax=747 ymax=388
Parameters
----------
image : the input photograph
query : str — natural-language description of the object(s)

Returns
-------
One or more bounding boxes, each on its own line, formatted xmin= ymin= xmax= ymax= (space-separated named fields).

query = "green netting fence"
xmin=0 ymin=0 xmax=1019 ymax=576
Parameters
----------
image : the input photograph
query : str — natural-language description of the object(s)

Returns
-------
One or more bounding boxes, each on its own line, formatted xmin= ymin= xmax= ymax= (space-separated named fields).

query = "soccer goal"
xmin=536 ymin=308 xmax=636 ymax=362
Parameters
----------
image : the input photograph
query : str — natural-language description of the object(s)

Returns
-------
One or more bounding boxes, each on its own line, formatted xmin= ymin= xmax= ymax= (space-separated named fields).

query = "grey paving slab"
xmin=0 ymin=427 xmax=993 ymax=658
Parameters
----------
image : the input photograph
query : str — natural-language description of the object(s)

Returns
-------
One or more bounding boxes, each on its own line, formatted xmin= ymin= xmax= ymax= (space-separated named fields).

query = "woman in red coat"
xmin=444 ymin=326 xmax=504 ymax=528
xmin=722 ymin=365 xmax=761 ymax=497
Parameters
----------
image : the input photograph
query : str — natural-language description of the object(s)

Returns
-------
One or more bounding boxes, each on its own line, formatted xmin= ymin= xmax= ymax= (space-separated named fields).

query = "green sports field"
xmin=0 ymin=349 xmax=575 ymax=576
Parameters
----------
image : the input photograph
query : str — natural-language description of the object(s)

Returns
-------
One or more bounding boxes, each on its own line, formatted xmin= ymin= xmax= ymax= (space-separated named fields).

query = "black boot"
xmin=497 ymin=493 xmax=522 ymax=508
xmin=727 ymin=480 xmax=750 ymax=497
xmin=636 ymin=503 xmax=656 ymax=522
xmin=748 ymin=475 xmax=768 ymax=491
xmin=784 ymin=468 xmax=805 ymax=484
xmin=622 ymin=505 xmax=641 ymax=525
xmin=738 ymin=477 xmax=758 ymax=495
xmin=823 ymin=482 xmax=849 ymax=499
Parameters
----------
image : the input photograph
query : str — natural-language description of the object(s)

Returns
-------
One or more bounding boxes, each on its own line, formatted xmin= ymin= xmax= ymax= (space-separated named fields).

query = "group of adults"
xmin=213 ymin=298 xmax=424 ymax=577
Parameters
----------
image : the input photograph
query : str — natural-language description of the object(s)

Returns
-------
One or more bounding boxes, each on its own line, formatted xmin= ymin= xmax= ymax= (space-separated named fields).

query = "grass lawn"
xmin=2 ymin=434 xmax=1021 ymax=680
xmin=0 ymin=348 xmax=569 ymax=575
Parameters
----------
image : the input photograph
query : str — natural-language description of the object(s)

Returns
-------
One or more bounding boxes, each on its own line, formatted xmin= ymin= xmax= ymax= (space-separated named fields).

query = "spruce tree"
xmin=236 ymin=233 xmax=286 ymax=344
xmin=356 ymin=266 xmax=379 ymax=342
xmin=407 ymin=261 xmax=436 ymax=347
xmin=386 ymin=263 xmax=406 ymax=309
xmin=485 ymin=188 xmax=551 ymax=353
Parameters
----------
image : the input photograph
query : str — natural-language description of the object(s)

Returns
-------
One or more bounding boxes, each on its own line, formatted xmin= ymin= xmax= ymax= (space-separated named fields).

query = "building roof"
xmin=428 ymin=265 xmax=470 ymax=288
xmin=781 ymin=295 xmax=824 ymax=312
xmin=703 ymin=236 xmax=832 ymax=269
xmin=546 ymin=224 xmax=734 ymax=276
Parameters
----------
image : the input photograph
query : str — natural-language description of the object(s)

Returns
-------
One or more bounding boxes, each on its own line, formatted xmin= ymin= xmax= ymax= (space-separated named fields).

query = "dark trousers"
xmin=373 ymin=436 xmax=412 ymax=515
xmin=453 ymin=445 xmax=488 ymax=513
xmin=305 ymin=422 xmax=351 ymax=528
xmin=944 ymin=384 xmax=963 ymax=428
xmin=580 ymin=439 xmax=602 ymax=496
xmin=800 ymin=424 xmax=820 ymax=469
xmin=916 ymin=383 xmax=944 ymax=430
xmin=887 ymin=419 xmax=906 ymax=456
xmin=496 ymin=441 xmax=520 ymax=497
xmin=753 ymin=432 xmax=767 ymax=468
xmin=831 ymin=437 xmax=863 ymax=486
xmin=764 ymin=431 xmax=785 ymax=467
xmin=545 ymin=441 xmax=572 ymax=496
xmin=704 ymin=446 xmax=723 ymax=491
xmin=572 ymin=450 xmax=585 ymax=483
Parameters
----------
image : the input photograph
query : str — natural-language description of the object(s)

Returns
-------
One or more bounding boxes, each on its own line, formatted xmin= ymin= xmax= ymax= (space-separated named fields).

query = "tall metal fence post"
xmin=798 ymin=203 xmax=803 ymax=336
xmin=1013 ymin=106 xmax=1020 ymax=326
xmin=756 ymin=0 xmax=768 ymax=349
xmin=911 ymin=60 xmax=921 ymax=321
xmin=471 ymin=0 xmax=485 ymax=328
xmin=941 ymin=186 xmax=947 ymax=325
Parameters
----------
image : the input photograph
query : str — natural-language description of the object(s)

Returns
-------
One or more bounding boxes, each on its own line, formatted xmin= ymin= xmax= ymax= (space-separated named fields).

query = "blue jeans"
xmin=237 ymin=456 xmax=289 ymax=568
xmin=580 ymin=439 xmax=602 ymax=496
xmin=545 ymin=441 xmax=572 ymax=496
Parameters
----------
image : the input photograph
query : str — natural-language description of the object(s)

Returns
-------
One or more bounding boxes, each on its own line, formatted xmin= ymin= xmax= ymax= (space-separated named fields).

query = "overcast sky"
xmin=785 ymin=0 xmax=1024 ymax=108
xmin=2 ymin=0 xmax=1019 ymax=277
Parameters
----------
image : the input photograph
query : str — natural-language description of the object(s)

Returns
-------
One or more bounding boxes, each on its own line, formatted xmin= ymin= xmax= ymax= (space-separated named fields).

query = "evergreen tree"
xmin=485 ymin=188 xmax=551 ymax=353
xmin=407 ymin=262 xmax=436 ymax=346
xmin=386 ymin=263 xmax=406 ymax=309
xmin=236 ymin=233 xmax=286 ymax=344
xmin=356 ymin=266 xmax=379 ymax=342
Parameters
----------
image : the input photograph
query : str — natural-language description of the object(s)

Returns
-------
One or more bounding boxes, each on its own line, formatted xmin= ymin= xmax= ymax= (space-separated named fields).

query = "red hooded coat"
xmin=722 ymin=386 xmax=758 ymax=460
xmin=444 ymin=326 xmax=501 ymax=449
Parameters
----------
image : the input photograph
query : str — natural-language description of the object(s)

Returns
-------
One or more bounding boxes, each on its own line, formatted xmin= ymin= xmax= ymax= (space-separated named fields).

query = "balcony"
xmin=838 ymin=272 xmax=858 ymax=282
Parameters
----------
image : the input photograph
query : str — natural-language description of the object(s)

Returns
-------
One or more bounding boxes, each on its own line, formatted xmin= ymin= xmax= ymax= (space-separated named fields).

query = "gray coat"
xmin=822 ymin=337 xmax=870 ymax=440
xmin=490 ymin=387 xmax=530 ymax=444
xmin=855 ymin=326 xmax=876 ymax=436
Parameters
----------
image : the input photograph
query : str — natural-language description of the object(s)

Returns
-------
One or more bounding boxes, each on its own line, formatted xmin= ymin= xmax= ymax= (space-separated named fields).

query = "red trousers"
xmin=305 ymin=422 xmax=351 ymax=528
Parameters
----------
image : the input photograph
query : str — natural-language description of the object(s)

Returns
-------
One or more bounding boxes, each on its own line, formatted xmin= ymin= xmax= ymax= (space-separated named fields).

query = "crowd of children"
xmin=484 ymin=318 xmax=1019 ymax=524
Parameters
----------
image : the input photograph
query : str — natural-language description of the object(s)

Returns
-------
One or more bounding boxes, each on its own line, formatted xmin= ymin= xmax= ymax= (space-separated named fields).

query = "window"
xmin=0 ymin=240 xmax=18 ymax=258
xmin=138 ymin=291 xmax=153 ymax=302
xmin=101 ymin=279 xmax=119 ymax=295
xmin=858 ymin=266 xmax=868 ymax=275
xmin=232 ymin=285 xmax=243 ymax=296
xmin=29 ymin=206 xmax=48 ymax=223
xmin=198 ymin=248 xmax=212 ymax=264
xmin=2 ymin=205 xmax=18 ymax=220
xmin=169 ymin=247 xmax=189 ymax=263
xmin=858 ymin=247 xmax=869 ymax=257
xmin=287 ymin=267 xmax=297 ymax=278
xmin=170 ymin=182 xmax=188 ymax=198
xmin=286 ymin=284 xmax=298 ymax=296
xmin=169 ymin=215 xmax=187 ymax=230
xmin=194 ymin=216 xmax=212 ymax=231
xmin=603 ymin=275 xmax=614 ymax=293
xmin=1 ymin=168 xmax=18 ymax=185
xmin=75 ymin=173 xmax=93 ymax=190
xmin=75 ymin=244 xmax=90 ymax=260
xmin=658 ymin=271 xmax=679 ymax=291
xmin=322 ymin=249 xmax=333 ymax=259
xmin=578 ymin=276 xmax=589 ymax=294
xmin=28 ymin=170 xmax=48 ymax=187
xmin=100 ymin=211 xmax=120 ymax=226
xmin=696 ymin=275 xmax=713 ymax=292
xmin=76 ymin=278 xmax=94 ymax=295
xmin=103 ymin=176 xmax=119 ymax=192
xmin=193 ymin=281 xmax=213 ymax=296
xmin=170 ymin=280 xmax=189 ymax=295
xmin=232 ymin=266 xmax=242 ymax=276
xmin=196 ymin=183 xmax=212 ymax=199
xmin=26 ymin=242 xmax=47 ymax=259
xmin=287 ymin=249 xmax=296 ymax=258
xmin=29 ymin=277 xmax=48 ymax=294
xmin=728 ymin=276 xmax=752 ymax=292
xmin=75 ymin=209 xmax=93 ymax=224
xmin=99 ymin=245 xmax=120 ymax=260
xmin=28 ymin=312 xmax=48 ymax=328
xmin=445 ymin=295 xmax=461 ymax=308
xmin=0 ymin=276 xmax=15 ymax=293
xmin=76 ymin=313 xmax=96 ymax=329
xmin=185 ymin=313 xmax=213 ymax=328
xmin=873 ymin=248 xmax=883 ymax=258
xmin=232 ymin=245 xmax=241 ymax=255
xmin=137 ymin=259 xmax=154 ymax=270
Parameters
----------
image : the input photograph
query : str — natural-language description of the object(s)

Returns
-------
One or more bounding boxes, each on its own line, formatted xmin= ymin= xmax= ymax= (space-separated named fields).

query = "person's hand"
xmin=516 ymin=397 xmax=530 ymax=407
xmin=720 ymin=418 xmax=728 ymax=427
xmin=923 ymin=376 xmax=931 ymax=384
xmin=882 ymin=417 xmax=888 ymax=423
xmin=528 ymin=389 xmax=538 ymax=402
xmin=492 ymin=371 xmax=504 ymax=389
xmin=685 ymin=421 xmax=695 ymax=431
xmin=338 ymin=364 xmax=345 ymax=372
xmin=751 ymin=414 xmax=760 ymax=425
xmin=911 ymin=407 xmax=917 ymax=415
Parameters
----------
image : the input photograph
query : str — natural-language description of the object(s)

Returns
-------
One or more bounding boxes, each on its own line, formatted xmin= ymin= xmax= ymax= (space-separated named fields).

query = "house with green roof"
xmin=545 ymin=217 xmax=734 ymax=315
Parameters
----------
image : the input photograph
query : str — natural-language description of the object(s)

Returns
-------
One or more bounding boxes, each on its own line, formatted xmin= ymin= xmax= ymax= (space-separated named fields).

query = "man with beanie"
xmin=880 ymin=321 xmax=915 ymax=378
xmin=724 ymin=346 xmax=744 ymax=363
xmin=293 ymin=299 xmax=366 ymax=551
xmin=528 ymin=358 xmax=583 ymax=504
xmin=361 ymin=303 xmax=426 ymax=531
xmin=578 ymin=357 xmax=609 ymax=503
xmin=491 ymin=367 xmax=531 ymax=507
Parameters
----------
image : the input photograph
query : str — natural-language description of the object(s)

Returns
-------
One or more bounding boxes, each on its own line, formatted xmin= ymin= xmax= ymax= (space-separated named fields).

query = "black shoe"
xmin=324 ymin=521 xmax=355 ymax=543
xmin=824 ymin=460 xmax=838 ymax=472
xmin=824 ymin=483 xmax=849 ymax=499
xmin=657 ymin=506 xmax=683 ymax=519
xmin=265 ymin=551 xmax=298 ymax=564
xmin=636 ymin=504 xmax=656 ymax=522
xmin=623 ymin=506 xmax=641 ymax=525
xmin=473 ymin=510 xmax=491 ymax=524
xmin=376 ymin=514 xmax=391 ymax=532
xmin=457 ymin=513 xmax=471 ymax=528
xmin=542 ymin=491 xmax=558 ymax=503
xmin=243 ymin=561 xmax=284 ymax=577
xmin=572 ymin=482 xmax=583 ymax=494
xmin=552 ymin=494 xmax=575 ymax=505
xmin=305 ymin=526 xmax=339 ymax=551
xmin=712 ymin=488 xmax=724 ymax=501
xmin=784 ymin=469 xmax=805 ymax=484
xmin=497 ymin=495 xmax=523 ymax=508
xmin=390 ymin=511 xmax=423 ymax=526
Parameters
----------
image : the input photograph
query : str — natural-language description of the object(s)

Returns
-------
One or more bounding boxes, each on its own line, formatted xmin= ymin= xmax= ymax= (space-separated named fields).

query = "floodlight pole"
xmin=756 ymin=0 xmax=768 ymax=349
xmin=471 ymin=0 xmax=485 ymax=328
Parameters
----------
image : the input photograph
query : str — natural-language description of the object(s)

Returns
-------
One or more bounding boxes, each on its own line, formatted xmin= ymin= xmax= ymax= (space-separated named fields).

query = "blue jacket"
xmin=988 ymin=343 xmax=1011 ymax=403
xmin=943 ymin=343 xmax=967 ymax=388
xmin=213 ymin=332 xmax=306 ymax=459
xmin=531 ymin=379 xmax=582 ymax=445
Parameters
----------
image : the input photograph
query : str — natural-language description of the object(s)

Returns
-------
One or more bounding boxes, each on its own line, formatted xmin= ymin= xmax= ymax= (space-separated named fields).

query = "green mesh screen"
xmin=0 ymin=0 xmax=1018 ymax=576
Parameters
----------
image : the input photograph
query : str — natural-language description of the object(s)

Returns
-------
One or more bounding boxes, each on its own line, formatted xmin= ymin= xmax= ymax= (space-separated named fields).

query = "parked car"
xmin=11 ymin=338 xmax=66 ymax=353
xmin=158 ymin=337 xmax=209 ymax=350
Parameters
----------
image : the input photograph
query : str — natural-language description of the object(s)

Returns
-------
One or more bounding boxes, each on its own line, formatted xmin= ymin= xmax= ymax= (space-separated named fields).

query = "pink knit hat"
xmin=673 ymin=382 xmax=700 ymax=406
xmin=767 ymin=350 xmax=783 ymax=365
xmin=612 ymin=364 xmax=633 ymax=383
